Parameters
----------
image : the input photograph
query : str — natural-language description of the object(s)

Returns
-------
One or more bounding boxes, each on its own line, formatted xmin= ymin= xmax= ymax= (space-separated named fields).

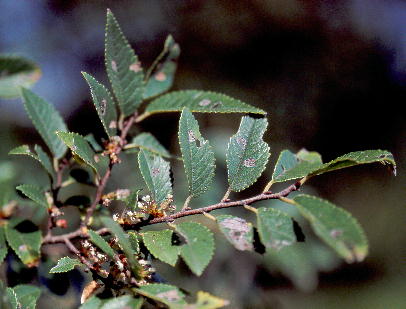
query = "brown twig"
xmin=82 ymin=164 xmax=112 ymax=227
xmin=45 ymin=159 xmax=69 ymax=239
xmin=128 ymin=181 xmax=301 ymax=228
xmin=64 ymin=238 xmax=94 ymax=270
xmin=43 ymin=181 xmax=301 ymax=244
xmin=82 ymin=113 xmax=137 ymax=227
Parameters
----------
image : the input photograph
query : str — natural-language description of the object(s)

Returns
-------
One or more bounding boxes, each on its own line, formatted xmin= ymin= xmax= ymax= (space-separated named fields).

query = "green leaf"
xmin=105 ymin=9 xmax=144 ymax=116
xmin=188 ymin=291 xmax=230 ymax=309
xmin=6 ymin=288 xmax=18 ymax=309
xmin=100 ymin=217 xmax=142 ymax=278
xmin=126 ymin=133 xmax=171 ymax=158
xmin=216 ymin=215 xmax=253 ymax=251
xmin=88 ymin=230 xmax=115 ymax=259
xmin=9 ymin=145 xmax=55 ymax=180
xmin=136 ymin=285 xmax=228 ymax=309
xmin=56 ymin=131 xmax=103 ymax=175
xmin=138 ymin=150 xmax=172 ymax=204
xmin=85 ymin=134 xmax=103 ymax=152
xmin=272 ymin=149 xmax=396 ymax=184
xmin=82 ymin=72 xmax=118 ymax=137
xmin=257 ymin=207 xmax=296 ymax=250
xmin=128 ymin=232 xmax=139 ymax=254
xmin=6 ymin=284 xmax=41 ymax=309
xmin=0 ymin=227 xmax=7 ymax=264
xmin=21 ymin=88 xmax=67 ymax=159
xmin=34 ymin=145 xmax=55 ymax=178
xmin=0 ymin=55 xmax=41 ymax=99
xmin=50 ymin=256 xmax=82 ymax=273
xmin=272 ymin=149 xmax=322 ymax=183
xmin=144 ymin=35 xmax=180 ymax=99
xmin=136 ymin=283 xmax=186 ymax=307
xmin=178 ymin=108 xmax=215 ymax=197
xmin=142 ymin=230 xmax=179 ymax=266
xmin=143 ymin=90 xmax=266 ymax=118
xmin=310 ymin=149 xmax=396 ymax=177
xmin=226 ymin=116 xmax=270 ymax=192
xmin=265 ymin=243 xmax=319 ymax=292
xmin=16 ymin=184 xmax=48 ymax=209
xmin=5 ymin=218 xmax=42 ymax=267
xmin=292 ymin=194 xmax=368 ymax=262
xmin=121 ymin=189 xmax=141 ymax=210
xmin=100 ymin=295 xmax=143 ymax=309
xmin=175 ymin=222 xmax=214 ymax=276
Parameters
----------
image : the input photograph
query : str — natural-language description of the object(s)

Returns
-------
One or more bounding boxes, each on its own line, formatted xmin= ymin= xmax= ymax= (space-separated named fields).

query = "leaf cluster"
xmin=0 ymin=9 xmax=397 ymax=308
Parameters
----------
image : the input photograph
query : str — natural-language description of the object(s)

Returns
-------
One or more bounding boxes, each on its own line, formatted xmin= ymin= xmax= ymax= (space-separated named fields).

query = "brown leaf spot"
xmin=100 ymin=99 xmax=107 ymax=116
xmin=129 ymin=61 xmax=142 ymax=72
xmin=81 ymin=281 xmax=101 ymax=304
xmin=243 ymin=158 xmax=256 ymax=167
xmin=212 ymin=101 xmax=223 ymax=108
xmin=156 ymin=289 xmax=182 ymax=302
xmin=111 ymin=60 xmax=118 ymax=72
xmin=198 ymin=99 xmax=211 ymax=107
xmin=152 ymin=167 xmax=160 ymax=176
xmin=155 ymin=71 xmax=167 ymax=81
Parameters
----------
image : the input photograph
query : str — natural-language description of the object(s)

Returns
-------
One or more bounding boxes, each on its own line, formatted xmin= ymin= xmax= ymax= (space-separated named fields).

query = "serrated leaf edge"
xmin=145 ymin=90 xmax=266 ymax=115
xmin=292 ymin=194 xmax=368 ymax=262
xmin=176 ymin=222 xmax=215 ymax=276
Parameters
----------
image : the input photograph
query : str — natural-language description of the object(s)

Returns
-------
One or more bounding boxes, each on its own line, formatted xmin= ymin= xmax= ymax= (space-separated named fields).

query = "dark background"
xmin=0 ymin=1 xmax=405 ymax=308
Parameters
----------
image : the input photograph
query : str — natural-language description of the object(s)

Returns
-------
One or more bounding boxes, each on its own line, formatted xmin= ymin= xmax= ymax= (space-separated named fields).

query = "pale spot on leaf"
xmin=129 ymin=61 xmax=142 ymax=72
xmin=220 ymin=217 xmax=253 ymax=251
xmin=330 ymin=229 xmax=343 ymax=238
xmin=94 ymin=155 xmax=100 ymax=163
xmin=236 ymin=137 xmax=246 ymax=148
xmin=271 ymin=239 xmax=293 ymax=250
xmin=221 ymin=218 xmax=250 ymax=233
xmin=152 ymin=167 xmax=160 ymax=176
xmin=243 ymin=158 xmax=256 ymax=167
xmin=111 ymin=60 xmax=118 ymax=72
xmin=109 ymin=121 xmax=117 ymax=129
xmin=188 ymin=130 xmax=196 ymax=142
xmin=156 ymin=290 xmax=182 ymax=302
xmin=198 ymin=99 xmax=211 ymax=107
xmin=155 ymin=71 xmax=167 ymax=81
xmin=18 ymin=244 xmax=29 ymax=252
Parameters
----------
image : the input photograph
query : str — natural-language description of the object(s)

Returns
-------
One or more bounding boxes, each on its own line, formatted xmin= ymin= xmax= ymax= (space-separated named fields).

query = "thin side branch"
xmin=43 ymin=181 xmax=301 ymax=244
xmin=64 ymin=238 xmax=94 ymax=270
xmin=82 ymin=165 xmax=112 ymax=227
xmin=129 ymin=181 xmax=301 ymax=228
xmin=82 ymin=112 xmax=137 ymax=227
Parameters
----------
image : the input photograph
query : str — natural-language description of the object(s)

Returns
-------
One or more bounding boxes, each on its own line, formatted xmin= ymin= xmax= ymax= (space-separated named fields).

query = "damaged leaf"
xmin=291 ymin=194 xmax=368 ymax=263
xmin=178 ymin=108 xmax=215 ymax=198
xmin=227 ymin=116 xmax=270 ymax=192
xmin=217 ymin=215 xmax=253 ymax=251
xmin=256 ymin=207 xmax=296 ymax=251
